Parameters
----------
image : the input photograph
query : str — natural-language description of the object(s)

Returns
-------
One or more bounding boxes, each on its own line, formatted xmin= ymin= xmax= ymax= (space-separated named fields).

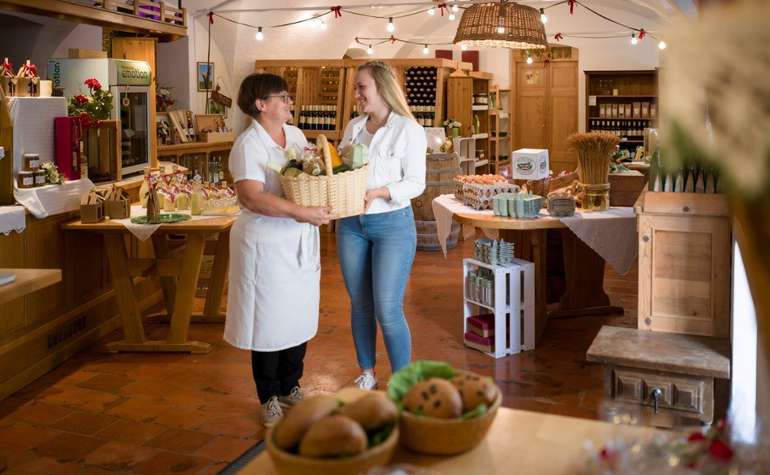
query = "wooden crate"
xmin=636 ymin=191 xmax=731 ymax=337
xmin=608 ymin=172 xmax=647 ymax=207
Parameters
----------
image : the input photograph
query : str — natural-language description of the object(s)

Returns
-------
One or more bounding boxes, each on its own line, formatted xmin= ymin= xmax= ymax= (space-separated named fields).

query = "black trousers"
xmin=251 ymin=342 xmax=307 ymax=404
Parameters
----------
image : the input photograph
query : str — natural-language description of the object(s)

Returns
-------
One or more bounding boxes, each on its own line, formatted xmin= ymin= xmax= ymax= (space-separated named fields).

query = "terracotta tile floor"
xmin=0 ymin=232 xmax=636 ymax=474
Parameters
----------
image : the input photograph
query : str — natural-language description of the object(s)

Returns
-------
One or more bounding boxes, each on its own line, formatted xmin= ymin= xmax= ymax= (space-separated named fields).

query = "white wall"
xmin=157 ymin=35 xmax=191 ymax=110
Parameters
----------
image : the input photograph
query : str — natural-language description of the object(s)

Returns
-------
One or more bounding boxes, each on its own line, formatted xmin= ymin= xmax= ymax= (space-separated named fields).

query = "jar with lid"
xmin=34 ymin=169 xmax=47 ymax=186
xmin=17 ymin=171 xmax=35 ymax=189
xmin=22 ymin=153 xmax=40 ymax=171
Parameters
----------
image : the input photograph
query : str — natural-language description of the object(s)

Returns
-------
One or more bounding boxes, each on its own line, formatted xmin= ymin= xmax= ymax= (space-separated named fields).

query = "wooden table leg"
xmin=152 ymin=234 xmax=177 ymax=313
xmin=103 ymin=234 xmax=146 ymax=348
xmin=166 ymin=233 xmax=210 ymax=353
xmin=500 ymin=229 xmax=548 ymax=344
xmin=201 ymin=230 xmax=229 ymax=323
xmin=550 ymin=229 xmax=624 ymax=319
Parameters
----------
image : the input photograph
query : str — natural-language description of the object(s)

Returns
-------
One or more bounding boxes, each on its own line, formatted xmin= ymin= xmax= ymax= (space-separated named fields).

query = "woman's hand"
xmin=296 ymin=206 xmax=336 ymax=226
xmin=364 ymin=187 xmax=391 ymax=211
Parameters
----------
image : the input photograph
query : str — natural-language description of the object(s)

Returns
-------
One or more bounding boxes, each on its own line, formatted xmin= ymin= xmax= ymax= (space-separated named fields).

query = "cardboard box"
xmin=650 ymin=103 xmax=657 ymax=119
xmin=599 ymin=104 xmax=607 ymax=118
xmin=511 ymin=148 xmax=549 ymax=180
xmin=641 ymin=102 xmax=650 ymax=118
xmin=201 ymin=131 xmax=235 ymax=143
xmin=624 ymin=104 xmax=632 ymax=118
xmin=468 ymin=314 xmax=495 ymax=338
xmin=80 ymin=203 xmax=104 ymax=223
xmin=612 ymin=104 xmax=619 ymax=118
xmin=104 ymin=200 xmax=130 ymax=219
xmin=464 ymin=331 xmax=494 ymax=353
xmin=633 ymin=102 xmax=641 ymax=118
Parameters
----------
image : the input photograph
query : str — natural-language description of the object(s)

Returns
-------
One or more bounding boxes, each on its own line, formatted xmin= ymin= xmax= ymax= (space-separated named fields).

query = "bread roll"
xmin=298 ymin=415 xmax=368 ymax=458
xmin=451 ymin=373 xmax=497 ymax=412
xmin=402 ymin=378 xmax=462 ymax=419
xmin=273 ymin=395 xmax=339 ymax=450
xmin=340 ymin=392 xmax=398 ymax=431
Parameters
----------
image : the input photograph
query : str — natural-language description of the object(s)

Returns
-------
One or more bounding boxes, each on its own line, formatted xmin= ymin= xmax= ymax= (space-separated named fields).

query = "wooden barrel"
xmin=412 ymin=153 xmax=462 ymax=221
xmin=416 ymin=219 xmax=460 ymax=251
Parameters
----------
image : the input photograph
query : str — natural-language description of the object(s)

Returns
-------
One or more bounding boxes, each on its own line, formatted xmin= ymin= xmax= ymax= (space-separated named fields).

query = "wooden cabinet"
xmin=111 ymin=37 xmax=158 ymax=168
xmin=447 ymin=71 xmax=492 ymax=173
xmin=488 ymin=85 xmax=511 ymax=174
xmin=636 ymin=191 xmax=731 ymax=337
xmin=510 ymin=47 xmax=578 ymax=174
xmin=585 ymin=70 xmax=658 ymax=154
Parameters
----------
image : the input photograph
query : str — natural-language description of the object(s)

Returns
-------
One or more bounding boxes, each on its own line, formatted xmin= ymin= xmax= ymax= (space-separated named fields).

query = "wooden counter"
xmin=242 ymin=407 xmax=667 ymax=474
xmin=0 ymin=268 xmax=61 ymax=304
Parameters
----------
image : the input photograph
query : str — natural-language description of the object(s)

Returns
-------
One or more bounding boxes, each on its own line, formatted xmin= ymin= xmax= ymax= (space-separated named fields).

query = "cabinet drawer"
xmin=611 ymin=367 xmax=709 ymax=416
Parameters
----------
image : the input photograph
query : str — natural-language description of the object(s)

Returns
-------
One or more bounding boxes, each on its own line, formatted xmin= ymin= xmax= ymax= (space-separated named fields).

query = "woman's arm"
xmin=235 ymin=180 xmax=334 ymax=226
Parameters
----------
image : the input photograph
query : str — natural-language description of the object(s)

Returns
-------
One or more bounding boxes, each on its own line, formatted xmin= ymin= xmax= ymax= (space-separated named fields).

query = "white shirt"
xmin=340 ymin=112 xmax=427 ymax=215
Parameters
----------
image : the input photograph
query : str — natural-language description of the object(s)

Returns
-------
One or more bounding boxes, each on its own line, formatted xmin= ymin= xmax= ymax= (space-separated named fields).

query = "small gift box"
xmin=80 ymin=190 xmax=106 ymax=223
xmin=103 ymin=185 xmax=130 ymax=219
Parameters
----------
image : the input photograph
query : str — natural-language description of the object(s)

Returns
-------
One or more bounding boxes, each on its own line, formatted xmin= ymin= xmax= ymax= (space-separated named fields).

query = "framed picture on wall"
xmin=197 ymin=62 xmax=215 ymax=91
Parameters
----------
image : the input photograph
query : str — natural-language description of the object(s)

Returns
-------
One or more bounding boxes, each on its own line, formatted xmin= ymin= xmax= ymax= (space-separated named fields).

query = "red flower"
xmin=599 ymin=447 xmax=613 ymax=461
xmin=84 ymin=78 xmax=102 ymax=90
xmin=687 ymin=432 xmax=706 ymax=442
xmin=708 ymin=439 xmax=734 ymax=462
xmin=74 ymin=94 xmax=89 ymax=105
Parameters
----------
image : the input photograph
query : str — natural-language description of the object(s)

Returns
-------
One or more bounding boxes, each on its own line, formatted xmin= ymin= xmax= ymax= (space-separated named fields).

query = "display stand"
xmin=462 ymin=257 xmax=535 ymax=358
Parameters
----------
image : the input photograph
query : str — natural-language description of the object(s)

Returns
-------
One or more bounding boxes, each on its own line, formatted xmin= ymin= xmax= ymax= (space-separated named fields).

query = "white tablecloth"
xmin=0 ymin=206 xmax=26 ymax=235
xmin=8 ymin=97 xmax=67 ymax=173
xmin=432 ymin=194 xmax=638 ymax=275
xmin=115 ymin=205 xmax=236 ymax=242
xmin=14 ymin=178 xmax=93 ymax=219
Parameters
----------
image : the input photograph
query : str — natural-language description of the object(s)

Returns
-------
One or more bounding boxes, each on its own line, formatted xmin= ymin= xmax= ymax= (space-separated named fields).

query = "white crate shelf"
xmin=462 ymin=257 xmax=535 ymax=359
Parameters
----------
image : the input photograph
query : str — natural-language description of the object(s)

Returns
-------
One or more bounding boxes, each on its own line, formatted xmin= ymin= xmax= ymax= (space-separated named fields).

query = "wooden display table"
xmin=0 ymin=268 xmax=62 ymax=304
xmin=241 ymin=407 xmax=666 ymax=474
xmin=450 ymin=209 xmax=625 ymax=343
xmin=157 ymin=141 xmax=233 ymax=161
xmin=63 ymin=215 xmax=235 ymax=354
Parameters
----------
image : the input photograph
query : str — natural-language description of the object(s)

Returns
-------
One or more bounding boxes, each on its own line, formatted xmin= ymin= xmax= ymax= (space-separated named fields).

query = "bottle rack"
xmin=405 ymin=66 xmax=437 ymax=127
xmin=462 ymin=257 xmax=535 ymax=359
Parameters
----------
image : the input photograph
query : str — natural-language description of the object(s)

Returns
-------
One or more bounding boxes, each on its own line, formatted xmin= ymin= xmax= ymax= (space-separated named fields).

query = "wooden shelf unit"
xmin=585 ymin=70 xmax=658 ymax=151
xmin=488 ymin=85 xmax=511 ymax=173
xmin=254 ymin=60 xmax=346 ymax=142
xmin=0 ymin=0 xmax=186 ymax=41
xmin=447 ymin=70 xmax=492 ymax=173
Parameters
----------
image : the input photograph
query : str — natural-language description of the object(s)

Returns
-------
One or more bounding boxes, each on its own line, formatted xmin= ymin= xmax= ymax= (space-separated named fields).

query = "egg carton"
xmin=462 ymin=183 xmax=520 ymax=210
xmin=473 ymin=238 xmax=515 ymax=267
xmin=492 ymin=193 xmax=544 ymax=219
xmin=547 ymin=194 xmax=576 ymax=217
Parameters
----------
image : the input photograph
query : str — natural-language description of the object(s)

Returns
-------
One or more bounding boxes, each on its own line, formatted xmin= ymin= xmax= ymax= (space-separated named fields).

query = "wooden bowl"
xmin=398 ymin=372 xmax=502 ymax=455
xmin=266 ymin=424 xmax=399 ymax=475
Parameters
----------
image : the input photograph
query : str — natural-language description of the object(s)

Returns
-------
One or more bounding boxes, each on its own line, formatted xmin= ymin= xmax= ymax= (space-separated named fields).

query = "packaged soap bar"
xmin=340 ymin=143 xmax=368 ymax=170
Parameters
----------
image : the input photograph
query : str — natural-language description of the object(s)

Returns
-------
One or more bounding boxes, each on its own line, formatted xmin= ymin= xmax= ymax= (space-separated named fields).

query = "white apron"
xmin=224 ymin=120 xmax=320 ymax=351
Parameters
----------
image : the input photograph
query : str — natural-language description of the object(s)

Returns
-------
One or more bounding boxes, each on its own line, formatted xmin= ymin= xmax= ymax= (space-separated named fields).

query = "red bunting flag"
xmin=331 ymin=6 xmax=342 ymax=18
xmin=554 ymin=32 xmax=563 ymax=41
xmin=568 ymin=0 xmax=576 ymax=14
xmin=638 ymin=29 xmax=646 ymax=40
xmin=208 ymin=11 xmax=213 ymax=24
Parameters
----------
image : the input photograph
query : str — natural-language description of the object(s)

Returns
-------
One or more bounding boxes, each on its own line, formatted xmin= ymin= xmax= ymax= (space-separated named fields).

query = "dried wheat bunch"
xmin=567 ymin=132 xmax=619 ymax=185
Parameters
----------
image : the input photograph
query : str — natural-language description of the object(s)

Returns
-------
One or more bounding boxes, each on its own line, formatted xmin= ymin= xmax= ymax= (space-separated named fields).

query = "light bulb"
xmin=526 ymin=56 xmax=533 ymax=65
xmin=658 ymin=40 xmax=667 ymax=50
xmin=630 ymin=34 xmax=638 ymax=45
xmin=428 ymin=7 xmax=435 ymax=16
xmin=460 ymin=42 xmax=468 ymax=51
xmin=255 ymin=27 xmax=264 ymax=41
xmin=451 ymin=4 xmax=458 ymax=12
xmin=422 ymin=45 xmax=429 ymax=55
xmin=386 ymin=18 xmax=395 ymax=33
xmin=448 ymin=12 xmax=456 ymax=20
xmin=367 ymin=45 xmax=374 ymax=55
xmin=540 ymin=8 xmax=548 ymax=24
xmin=497 ymin=26 xmax=504 ymax=34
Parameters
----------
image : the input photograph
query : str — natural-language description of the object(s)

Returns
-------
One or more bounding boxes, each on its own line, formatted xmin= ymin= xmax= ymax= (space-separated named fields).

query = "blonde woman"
xmin=337 ymin=61 xmax=427 ymax=389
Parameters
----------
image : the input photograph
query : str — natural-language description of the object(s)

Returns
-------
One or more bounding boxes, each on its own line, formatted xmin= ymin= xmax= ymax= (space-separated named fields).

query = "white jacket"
xmin=339 ymin=112 xmax=426 ymax=214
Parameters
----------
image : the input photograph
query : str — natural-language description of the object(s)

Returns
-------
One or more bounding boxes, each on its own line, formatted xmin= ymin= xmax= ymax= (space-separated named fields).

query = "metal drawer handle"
xmin=650 ymin=387 xmax=663 ymax=413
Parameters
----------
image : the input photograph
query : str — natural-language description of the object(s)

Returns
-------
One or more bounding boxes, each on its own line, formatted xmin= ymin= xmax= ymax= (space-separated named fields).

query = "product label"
xmin=516 ymin=159 xmax=535 ymax=175
xmin=115 ymin=61 xmax=152 ymax=86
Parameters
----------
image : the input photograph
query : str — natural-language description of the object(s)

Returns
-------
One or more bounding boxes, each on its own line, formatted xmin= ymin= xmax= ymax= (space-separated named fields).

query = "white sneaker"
xmin=262 ymin=396 xmax=284 ymax=427
xmin=278 ymin=386 xmax=303 ymax=407
xmin=354 ymin=372 xmax=378 ymax=390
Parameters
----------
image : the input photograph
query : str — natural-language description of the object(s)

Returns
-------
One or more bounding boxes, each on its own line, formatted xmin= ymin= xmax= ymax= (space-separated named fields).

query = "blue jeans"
xmin=336 ymin=207 xmax=417 ymax=372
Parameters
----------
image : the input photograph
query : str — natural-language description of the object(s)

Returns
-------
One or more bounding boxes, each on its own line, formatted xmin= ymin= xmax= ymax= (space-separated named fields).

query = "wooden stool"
xmin=587 ymin=326 xmax=730 ymax=425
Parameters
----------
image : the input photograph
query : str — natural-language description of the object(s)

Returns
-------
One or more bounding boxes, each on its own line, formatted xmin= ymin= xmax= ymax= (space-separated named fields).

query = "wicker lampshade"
xmin=453 ymin=1 xmax=547 ymax=50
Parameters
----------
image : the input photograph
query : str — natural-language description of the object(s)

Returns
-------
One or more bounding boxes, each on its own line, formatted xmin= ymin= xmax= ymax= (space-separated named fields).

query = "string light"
xmin=367 ymin=44 xmax=374 ymax=55
xmin=526 ymin=54 xmax=533 ymax=64
xmin=427 ymin=6 xmax=435 ymax=16
xmin=630 ymin=33 xmax=638 ymax=45
xmin=451 ymin=4 xmax=458 ymax=13
xmin=255 ymin=26 xmax=264 ymax=41
xmin=386 ymin=17 xmax=395 ymax=32
xmin=422 ymin=44 xmax=429 ymax=55
xmin=448 ymin=12 xmax=456 ymax=20
xmin=540 ymin=8 xmax=548 ymax=24
xmin=460 ymin=42 xmax=468 ymax=50
xmin=497 ymin=16 xmax=504 ymax=34
xmin=658 ymin=40 xmax=667 ymax=50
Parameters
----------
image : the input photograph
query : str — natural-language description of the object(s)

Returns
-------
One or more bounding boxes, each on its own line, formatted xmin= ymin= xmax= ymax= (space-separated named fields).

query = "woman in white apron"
xmin=225 ymin=73 xmax=334 ymax=427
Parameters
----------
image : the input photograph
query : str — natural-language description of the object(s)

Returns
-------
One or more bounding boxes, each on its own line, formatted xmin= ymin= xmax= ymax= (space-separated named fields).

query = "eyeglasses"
xmin=266 ymin=93 xmax=293 ymax=104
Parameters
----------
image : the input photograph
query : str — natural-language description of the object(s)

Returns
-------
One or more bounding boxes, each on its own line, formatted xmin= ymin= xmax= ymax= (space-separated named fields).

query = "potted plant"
xmin=443 ymin=118 xmax=462 ymax=138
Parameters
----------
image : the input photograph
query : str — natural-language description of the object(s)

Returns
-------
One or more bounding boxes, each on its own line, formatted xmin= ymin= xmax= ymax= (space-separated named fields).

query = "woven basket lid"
xmin=454 ymin=1 xmax=547 ymax=50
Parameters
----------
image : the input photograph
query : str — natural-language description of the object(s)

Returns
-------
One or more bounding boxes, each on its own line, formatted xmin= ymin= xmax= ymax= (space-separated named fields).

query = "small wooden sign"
xmin=211 ymin=88 xmax=232 ymax=108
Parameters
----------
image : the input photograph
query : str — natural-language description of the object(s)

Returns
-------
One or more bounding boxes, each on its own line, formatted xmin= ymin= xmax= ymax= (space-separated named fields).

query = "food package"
xmin=340 ymin=143 xmax=368 ymax=170
xmin=511 ymin=149 xmax=549 ymax=180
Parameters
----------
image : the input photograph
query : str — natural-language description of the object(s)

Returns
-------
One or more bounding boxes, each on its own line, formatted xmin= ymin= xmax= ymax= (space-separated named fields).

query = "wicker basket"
xmin=265 ymin=424 xmax=398 ymax=475
xmin=398 ymin=370 xmax=502 ymax=455
xmin=280 ymin=135 xmax=368 ymax=219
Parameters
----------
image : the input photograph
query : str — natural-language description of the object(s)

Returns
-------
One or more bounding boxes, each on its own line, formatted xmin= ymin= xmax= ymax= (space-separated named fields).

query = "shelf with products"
xmin=448 ymin=71 xmax=492 ymax=174
xmin=254 ymin=61 xmax=346 ymax=141
xmin=488 ymin=85 xmax=511 ymax=174
xmin=585 ymin=70 xmax=658 ymax=141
